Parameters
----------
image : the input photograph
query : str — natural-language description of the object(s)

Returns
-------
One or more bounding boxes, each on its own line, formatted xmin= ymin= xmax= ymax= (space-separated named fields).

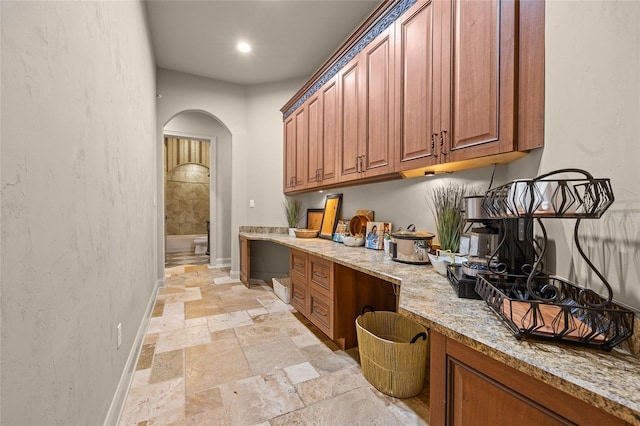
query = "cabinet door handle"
xmin=440 ymin=130 xmax=447 ymax=157
xmin=431 ymin=132 xmax=438 ymax=152
xmin=360 ymin=155 xmax=365 ymax=173
xmin=317 ymin=168 xmax=322 ymax=182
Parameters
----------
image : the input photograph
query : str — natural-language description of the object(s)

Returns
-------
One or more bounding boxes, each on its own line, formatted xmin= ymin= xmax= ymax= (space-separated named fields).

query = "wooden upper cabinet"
xmin=283 ymin=114 xmax=297 ymax=192
xmin=320 ymin=77 xmax=339 ymax=186
xmin=305 ymin=93 xmax=322 ymax=187
xmin=282 ymin=0 xmax=543 ymax=192
xmin=293 ymin=106 xmax=307 ymax=188
xmin=306 ymin=77 xmax=339 ymax=189
xmin=339 ymin=27 xmax=396 ymax=183
xmin=396 ymin=0 xmax=438 ymax=171
xmin=362 ymin=26 xmax=396 ymax=178
xmin=284 ymin=102 xmax=308 ymax=193
xmin=440 ymin=0 xmax=516 ymax=162
xmin=338 ymin=54 xmax=365 ymax=182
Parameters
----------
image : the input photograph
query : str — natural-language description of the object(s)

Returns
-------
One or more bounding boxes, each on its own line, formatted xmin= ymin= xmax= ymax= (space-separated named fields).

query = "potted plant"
xmin=283 ymin=197 xmax=302 ymax=236
xmin=430 ymin=183 xmax=467 ymax=254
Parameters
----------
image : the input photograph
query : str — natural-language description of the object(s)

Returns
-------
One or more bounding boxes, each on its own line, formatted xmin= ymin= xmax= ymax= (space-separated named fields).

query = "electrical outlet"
xmin=249 ymin=199 xmax=255 ymax=208
xmin=117 ymin=323 xmax=122 ymax=349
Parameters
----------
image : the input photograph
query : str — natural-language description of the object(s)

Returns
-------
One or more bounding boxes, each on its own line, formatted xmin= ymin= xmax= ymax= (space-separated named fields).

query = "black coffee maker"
xmin=447 ymin=197 xmax=538 ymax=298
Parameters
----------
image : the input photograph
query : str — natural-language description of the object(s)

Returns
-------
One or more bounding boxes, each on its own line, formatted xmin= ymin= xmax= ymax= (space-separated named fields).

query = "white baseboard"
xmin=103 ymin=279 xmax=161 ymax=426
xmin=214 ymin=257 xmax=231 ymax=268
xmin=230 ymin=270 xmax=240 ymax=280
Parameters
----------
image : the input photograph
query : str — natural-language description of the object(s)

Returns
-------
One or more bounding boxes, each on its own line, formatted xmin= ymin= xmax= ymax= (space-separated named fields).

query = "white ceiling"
xmin=145 ymin=0 xmax=383 ymax=86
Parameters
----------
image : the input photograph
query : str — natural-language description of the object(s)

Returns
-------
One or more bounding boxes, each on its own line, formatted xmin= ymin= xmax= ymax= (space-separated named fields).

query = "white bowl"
xmin=428 ymin=254 xmax=467 ymax=275
xmin=343 ymin=236 xmax=364 ymax=247
xmin=428 ymin=253 xmax=452 ymax=275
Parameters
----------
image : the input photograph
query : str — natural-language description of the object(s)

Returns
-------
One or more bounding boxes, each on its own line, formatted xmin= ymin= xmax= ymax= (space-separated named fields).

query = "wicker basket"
xmin=355 ymin=309 xmax=429 ymax=398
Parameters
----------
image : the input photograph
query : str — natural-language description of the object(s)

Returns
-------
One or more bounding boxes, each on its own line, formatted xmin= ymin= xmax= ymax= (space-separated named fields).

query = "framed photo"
xmin=319 ymin=193 xmax=343 ymax=240
xmin=332 ymin=219 xmax=350 ymax=242
xmin=306 ymin=208 xmax=324 ymax=231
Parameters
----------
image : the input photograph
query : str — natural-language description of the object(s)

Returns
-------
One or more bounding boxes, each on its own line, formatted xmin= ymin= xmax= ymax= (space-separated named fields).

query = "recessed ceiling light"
xmin=237 ymin=42 xmax=251 ymax=53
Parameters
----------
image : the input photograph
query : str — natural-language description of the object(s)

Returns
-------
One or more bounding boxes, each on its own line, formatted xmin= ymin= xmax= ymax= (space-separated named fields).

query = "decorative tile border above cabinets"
xmin=282 ymin=0 xmax=417 ymax=120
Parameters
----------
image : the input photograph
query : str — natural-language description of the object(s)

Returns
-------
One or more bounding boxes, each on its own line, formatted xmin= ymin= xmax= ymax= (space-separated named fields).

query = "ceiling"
xmin=145 ymin=0 xmax=383 ymax=86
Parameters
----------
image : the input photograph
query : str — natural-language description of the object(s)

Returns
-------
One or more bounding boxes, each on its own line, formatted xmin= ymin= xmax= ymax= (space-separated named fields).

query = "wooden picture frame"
xmin=319 ymin=193 xmax=343 ymax=240
xmin=306 ymin=208 xmax=324 ymax=231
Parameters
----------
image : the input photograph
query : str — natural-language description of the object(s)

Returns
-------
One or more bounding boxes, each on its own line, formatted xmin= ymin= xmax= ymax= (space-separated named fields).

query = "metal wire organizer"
xmin=475 ymin=169 xmax=635 ymax=350
xmin=475 ymin=273 xmax=634 ymax=351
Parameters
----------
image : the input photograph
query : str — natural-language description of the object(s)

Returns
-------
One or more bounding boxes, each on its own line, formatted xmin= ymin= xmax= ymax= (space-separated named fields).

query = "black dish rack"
xmin=475 ymin=169 xmax=635 ymax=350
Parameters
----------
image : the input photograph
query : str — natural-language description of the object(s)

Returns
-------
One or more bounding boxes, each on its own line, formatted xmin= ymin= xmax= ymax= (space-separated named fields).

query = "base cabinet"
xmin=289 ymin=249 xmax=397 ymax=349
xmin=239 ymin=236 xmax=250 ymax=287
xmin=429 ymin=331 xmax=628 ymax=426
xmin=289 ymin=249 xmax=309 ymax=315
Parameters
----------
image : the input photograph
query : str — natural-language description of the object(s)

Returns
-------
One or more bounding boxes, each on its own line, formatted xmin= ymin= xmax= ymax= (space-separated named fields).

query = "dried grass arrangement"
xmin=430 ymin=183 xmax=468 ymax=252
xmin=283 ymin=197 xmax=303 ymax=228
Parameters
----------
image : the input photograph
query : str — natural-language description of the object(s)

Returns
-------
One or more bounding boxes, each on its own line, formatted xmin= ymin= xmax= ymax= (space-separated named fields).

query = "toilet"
xmin=193 ymin=236 xmax=208 ymax=254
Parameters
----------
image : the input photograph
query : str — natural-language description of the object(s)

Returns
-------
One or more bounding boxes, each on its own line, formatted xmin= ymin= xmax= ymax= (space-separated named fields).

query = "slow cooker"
xmin=388 ymin=225 xmax=435 ymax=264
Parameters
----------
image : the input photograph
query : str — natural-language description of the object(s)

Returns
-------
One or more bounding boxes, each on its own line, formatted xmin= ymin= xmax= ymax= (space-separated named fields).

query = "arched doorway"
xmin=162 ymin=110 xmax=232 ymax=268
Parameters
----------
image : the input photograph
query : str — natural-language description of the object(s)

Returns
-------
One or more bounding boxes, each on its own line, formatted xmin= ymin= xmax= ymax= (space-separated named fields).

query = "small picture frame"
xmin=319 ymin=193 xmax=343 ymax=240
xmin=306 ymin=208 xmax=324 ymax=231
xmin=332 ymin=219 xmax=350 ymax=242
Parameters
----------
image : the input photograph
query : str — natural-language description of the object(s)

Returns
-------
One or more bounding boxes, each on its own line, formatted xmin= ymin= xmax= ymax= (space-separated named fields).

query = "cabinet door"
xmin=429 ymin=331 xmax=627 ymax=426
xmin=448 ymin=359 xmax=570 ymax=425
xmin=290 ymin=275 xmax=309 ymax=316
xmin=290 ymin=249 xmax=309 ymax=315
xmin=338 ymin=55 xmax=365 ymax=182
xmin=309 ymin=255 xmax=333 ymax=300
xmin=239 ymin=236 xmax=250 ymax=288
xmin=305 ymin=94 xmax=322 ymax=187
xmin=440 ymin=0 xmax=516 ymax=162
xmin=290 ymin=249 xmax=307 ymax=282
xmin=320 ymin=77 xmax=339 ymax=186
xmin=396 ymin=0 xmax=438 ymax=171
xmin=283 ymin=114 xmax=296 ymax=192
xmin=362 ymin=27 xmax=396 ymax=177
xmin=309 ymin=289 xmax=334 ymax=338
xmin=293 ymin=106 xmax=307 ymax=188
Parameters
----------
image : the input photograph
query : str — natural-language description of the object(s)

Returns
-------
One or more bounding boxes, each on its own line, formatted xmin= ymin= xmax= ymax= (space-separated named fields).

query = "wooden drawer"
xmin=309 ymin=289 xmax=334 ymax=338
xmin=290 ymin=249 xmax=307 ymax=281
xmin=290 ymin=275 xmax=309 ymax=316
xmin=309 ymin=255 xmax=334 ymax=299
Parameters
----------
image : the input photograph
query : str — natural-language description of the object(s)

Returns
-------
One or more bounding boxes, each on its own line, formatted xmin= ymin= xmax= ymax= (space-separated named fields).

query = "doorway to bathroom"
xmin=163 ymin=136 xmax=211 ymax=268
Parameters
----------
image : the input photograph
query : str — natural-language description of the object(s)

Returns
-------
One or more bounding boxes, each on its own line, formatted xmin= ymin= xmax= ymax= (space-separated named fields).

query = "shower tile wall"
xmin=165 ymin=163 xmax=210 ymax=235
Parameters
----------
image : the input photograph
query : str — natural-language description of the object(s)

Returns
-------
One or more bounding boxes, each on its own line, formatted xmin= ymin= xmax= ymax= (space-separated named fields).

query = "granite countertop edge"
xmin=240 ymin=230 xmax=640 ymax=424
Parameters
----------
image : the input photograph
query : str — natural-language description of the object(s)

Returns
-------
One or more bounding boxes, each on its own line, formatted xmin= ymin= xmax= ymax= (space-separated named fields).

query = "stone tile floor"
xmin=165 ymin=251 xmax=210 ymax=269
xmin=118 ymin=265 xmax=429 ymax=425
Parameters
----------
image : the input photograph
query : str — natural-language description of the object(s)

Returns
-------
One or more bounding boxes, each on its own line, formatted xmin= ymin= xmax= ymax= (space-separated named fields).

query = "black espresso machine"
xmin=447 ymin=196 xmax=537 ymax=299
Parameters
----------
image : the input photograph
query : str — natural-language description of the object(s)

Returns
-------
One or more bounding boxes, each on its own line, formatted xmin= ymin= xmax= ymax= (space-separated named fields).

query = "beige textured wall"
xmin=1 ymin=1 xmax=157 ymax=424
xmin=165 ymin=163 xmax=210 ymax=235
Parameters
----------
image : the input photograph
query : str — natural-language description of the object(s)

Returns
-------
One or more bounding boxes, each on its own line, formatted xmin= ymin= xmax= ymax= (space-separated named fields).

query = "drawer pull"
xmin=293 ymin=262 xmax=304 ymax=268
xmin=314 ymin=304 xmax=328 ymax=317
xmin=312 ymin=271 xmax=327 ymax=279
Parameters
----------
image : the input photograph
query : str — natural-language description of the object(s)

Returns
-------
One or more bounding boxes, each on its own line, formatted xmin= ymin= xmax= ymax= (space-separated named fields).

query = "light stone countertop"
xmin=240 ymin=231 xmax=640 ymax=424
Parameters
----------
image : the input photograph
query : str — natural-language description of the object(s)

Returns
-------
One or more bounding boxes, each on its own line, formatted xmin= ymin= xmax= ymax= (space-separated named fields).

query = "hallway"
xmin=118 ymin=265 xmax=429 ymax=425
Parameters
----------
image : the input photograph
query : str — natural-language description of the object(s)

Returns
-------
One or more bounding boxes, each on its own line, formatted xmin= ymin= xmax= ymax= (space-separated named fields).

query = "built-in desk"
xmin=239 ymin=229 xmax=640 ymax=425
